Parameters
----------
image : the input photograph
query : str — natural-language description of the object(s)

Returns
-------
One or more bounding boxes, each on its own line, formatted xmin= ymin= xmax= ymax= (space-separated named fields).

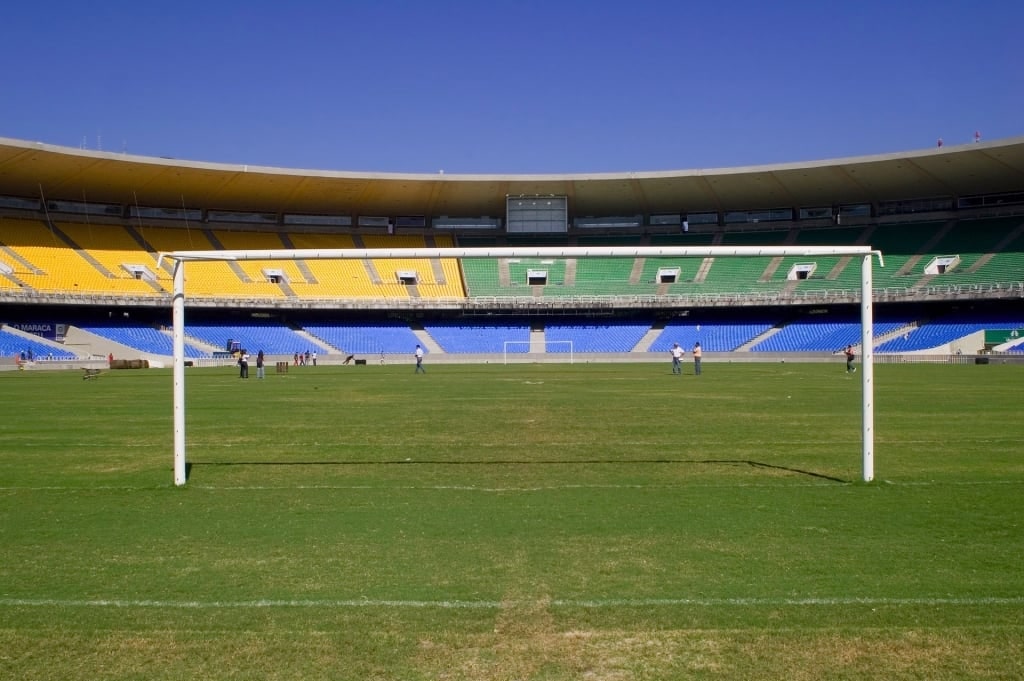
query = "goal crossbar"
xmin=159 ymin=245 xmax=884 ymax=265
xmin=161 ymin=245 xmax=883 ymax=486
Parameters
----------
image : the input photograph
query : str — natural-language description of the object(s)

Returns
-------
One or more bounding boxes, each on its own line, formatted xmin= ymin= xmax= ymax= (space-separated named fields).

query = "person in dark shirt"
xmin=844 ymin=345 xmax=856 ymax=373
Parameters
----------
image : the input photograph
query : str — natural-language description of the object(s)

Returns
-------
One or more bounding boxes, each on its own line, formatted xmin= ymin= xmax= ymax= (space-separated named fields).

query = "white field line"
xmin=1 ymin=596 xmax=1021 ymax=610
xmin=1 ymin=480 xmax=1021 ymax=493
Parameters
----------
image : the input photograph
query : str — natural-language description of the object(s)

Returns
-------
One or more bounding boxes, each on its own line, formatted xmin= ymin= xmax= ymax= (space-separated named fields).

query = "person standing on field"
xmin=256 ymin=350 xmax=265 ymax=379
xmin=844 ymin=344 xmax=856 ymax=373
xmin=414 ymin=344 xmax=426 ymax=373
xmin=692 ymin=342 xmax=702 ymax=375
xmin=670 ymin=343 xmax=684 ymax=374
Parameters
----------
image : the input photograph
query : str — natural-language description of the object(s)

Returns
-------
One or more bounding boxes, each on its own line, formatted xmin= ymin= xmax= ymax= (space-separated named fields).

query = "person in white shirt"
xmin=414 ymin=345 xmax=426 ymax=373
xmin=670 ymin=343 xmax=684 ymax=375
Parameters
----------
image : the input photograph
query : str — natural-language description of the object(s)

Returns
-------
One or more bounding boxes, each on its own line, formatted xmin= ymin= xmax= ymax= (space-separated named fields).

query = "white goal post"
xmin=159 ymin=245 xmax=884 ymax=486
xmin=503 ymin=340 xmax=573 ymax=364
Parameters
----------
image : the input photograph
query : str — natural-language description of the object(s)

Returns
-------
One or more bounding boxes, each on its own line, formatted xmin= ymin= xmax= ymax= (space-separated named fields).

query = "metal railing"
xmin=1 ymin=281 xmax=1022 ymax=310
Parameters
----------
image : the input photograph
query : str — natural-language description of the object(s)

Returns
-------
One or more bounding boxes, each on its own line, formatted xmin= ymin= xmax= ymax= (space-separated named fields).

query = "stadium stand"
xmin=56 ymin=222 xmax=166 ymax=296
xmin=768 ymin=225 xmax=869 ymax=294
xmin=210 ymin=229 xmax=304 ymax=296
xmin=0 ymin=218 xmax=150 ymax=295
xmin=0 ymin=328 xmax=77 ymax=360
xmin=184 ymin=323 xmax=316 ymax=355
xmin=361 ymin=234 xmax=465 ymax=299
xmin=422 ymin=318 xmax=532 ymax=353
xmin=3 ymin=215 xmax=1021 ymax=305
xmin=131 ymin=226 xmax=286 ymax=298
xmin=303 ymin=320 xmax=423 ymax=355
xmin=749 ymin=314 xmax=908 ymax=352
xmin=77 ymin=322 xmax=207 ymax=358
xmin=903 ymin=217 xmax=1024 ymax=289
xmin=280 ymin=233 xmax=373 ymax=297
xmin=1003 ymin=337 xmax=1024 ymax=353
xmin=543 ymin=318 xmax=654 ymax=352
xmin=867 ymin=221 xmax=951 ymax=290
xmin=875 ymin=311 xmax=1024 ymax=353
xmin=649 ymin=315 xmax=778 ymax=352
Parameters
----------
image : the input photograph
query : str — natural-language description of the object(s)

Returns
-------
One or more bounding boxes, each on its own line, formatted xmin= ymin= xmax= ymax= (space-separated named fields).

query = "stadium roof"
xmin=1 ymin=135 xmax=1023 ymax=218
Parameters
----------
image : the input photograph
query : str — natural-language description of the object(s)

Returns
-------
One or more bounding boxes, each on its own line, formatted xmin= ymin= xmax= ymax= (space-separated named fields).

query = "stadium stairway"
xmin=959 ymin=220 xmax=1024 ymax=276
xmin=42 ymin=221 xmax=115 ymax=279
xmin=894 ymin=219 xmax=956 ymax=278
xmin=872 ymin=321 xmax=923 ymax=349
xmin=824 ymin=224 xmax=876 ymax=281
xmin=631 ymin=322 xmax=664 ymax=352
xmin=278 ymin=232 xmax=319 ymax=284
xmin=174 ymin=330 xmax=222 ymax=355
xmin=736 ymin=324 xmax=783 ymax=351
xmin=276 ymin=279 xmax=298 ymax=297
xmin=564 ymin=259 xmax=577 ymax=285
xmin=203 ymin=230 xmax=252 ymax=283
xmin=530 ymin=323 xmax=545 ymax=353
xmin=409 ymin=323 xmax=443 ymax=354
xmin=0 ymin=243 xmax=43 ymax=276
xmin=291 ymin=327 xmax=335 ymax=355
xmin=62 ymin=326 xmax=139 ymax=362
xmin=759 ymin=226 xmax=800 ymax=282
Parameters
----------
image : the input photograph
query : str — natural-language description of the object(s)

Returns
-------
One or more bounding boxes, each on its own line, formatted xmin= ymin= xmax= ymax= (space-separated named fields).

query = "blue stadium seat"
xmin=80 ymin=324 xmax=208 ymax=358
xmin=0 ymin=330 xmax=78 ymax=360
xmin=544 ymin=319 xmax=652 ymax=352
xmin=422 ymin=319 xmax=531 ymax=353
xmin=303 ymin=320 xmax=422 ymax=354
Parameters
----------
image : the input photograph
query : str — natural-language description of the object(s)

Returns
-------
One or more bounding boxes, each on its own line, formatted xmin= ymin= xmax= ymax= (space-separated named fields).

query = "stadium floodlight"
xmin=159 ymin=245 xmax=884 ymax=486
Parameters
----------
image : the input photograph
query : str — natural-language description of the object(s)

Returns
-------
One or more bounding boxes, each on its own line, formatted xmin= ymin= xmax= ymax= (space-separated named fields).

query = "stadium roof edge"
xmin=2 ymin=135 xmax=1023 ymax=216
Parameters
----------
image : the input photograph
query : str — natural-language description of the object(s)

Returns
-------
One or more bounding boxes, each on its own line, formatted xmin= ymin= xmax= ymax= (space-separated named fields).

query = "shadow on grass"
xmin=188 ymin=458 xmax=848 ymax=483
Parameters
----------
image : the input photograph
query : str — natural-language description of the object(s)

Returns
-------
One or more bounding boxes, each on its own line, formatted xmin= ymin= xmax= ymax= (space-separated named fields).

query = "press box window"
xmin=122 ymin=264 xmax=156 ymax=281
xmin=263 ymin=268 xmax=288 ymax=284
xmin=787 ymin=263 xmax=818 ymax=280
xmin=657 ymin=267 xmax=681 ymax=283
xmin=527 ymin=269 xmax=548 ymax=285
xmin=925 ymin=255 xmax=960 ymax=274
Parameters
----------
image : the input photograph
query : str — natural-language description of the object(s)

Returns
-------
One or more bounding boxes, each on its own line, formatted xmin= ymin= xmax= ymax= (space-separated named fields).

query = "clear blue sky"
xmin=2 ymin=0 xmax=1020 ymax=174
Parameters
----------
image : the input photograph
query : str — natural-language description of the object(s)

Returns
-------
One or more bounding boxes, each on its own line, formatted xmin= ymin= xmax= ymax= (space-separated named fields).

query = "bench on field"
xmin=83 ymin=368 xmax=103 ymax=380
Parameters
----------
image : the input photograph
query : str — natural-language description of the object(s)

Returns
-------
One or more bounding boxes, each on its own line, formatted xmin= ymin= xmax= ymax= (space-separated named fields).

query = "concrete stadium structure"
xmin=1 ymin=134 xmax=1023 ymax=370
xmin=1 ymin=135 xmax=1024 ymax=310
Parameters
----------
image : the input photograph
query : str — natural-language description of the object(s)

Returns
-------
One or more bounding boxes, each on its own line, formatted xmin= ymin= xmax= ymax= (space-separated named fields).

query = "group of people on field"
xmin=670 ymin=342 xmax=702 ymax=375
xmin=669 ymin=342 xmax=860 ymax=375
xmin=237 ymin=349 xmax=265 ymax=379
xmin=233 ymin=341 xmax=861 ymax=379
xmin=293 ymin=350 xmax=317 ymax=366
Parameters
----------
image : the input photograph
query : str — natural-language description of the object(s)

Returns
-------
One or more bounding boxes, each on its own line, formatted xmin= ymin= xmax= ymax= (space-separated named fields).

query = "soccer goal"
xmin=159 ymin=244 xmax=884 ymax=486
xmin=503 ymin=340 xmax=573 ymax=364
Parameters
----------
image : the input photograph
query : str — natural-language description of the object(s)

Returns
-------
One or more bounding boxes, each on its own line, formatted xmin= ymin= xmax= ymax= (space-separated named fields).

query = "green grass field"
xmin=1 ymin=362 xmax=1022 ymax=680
